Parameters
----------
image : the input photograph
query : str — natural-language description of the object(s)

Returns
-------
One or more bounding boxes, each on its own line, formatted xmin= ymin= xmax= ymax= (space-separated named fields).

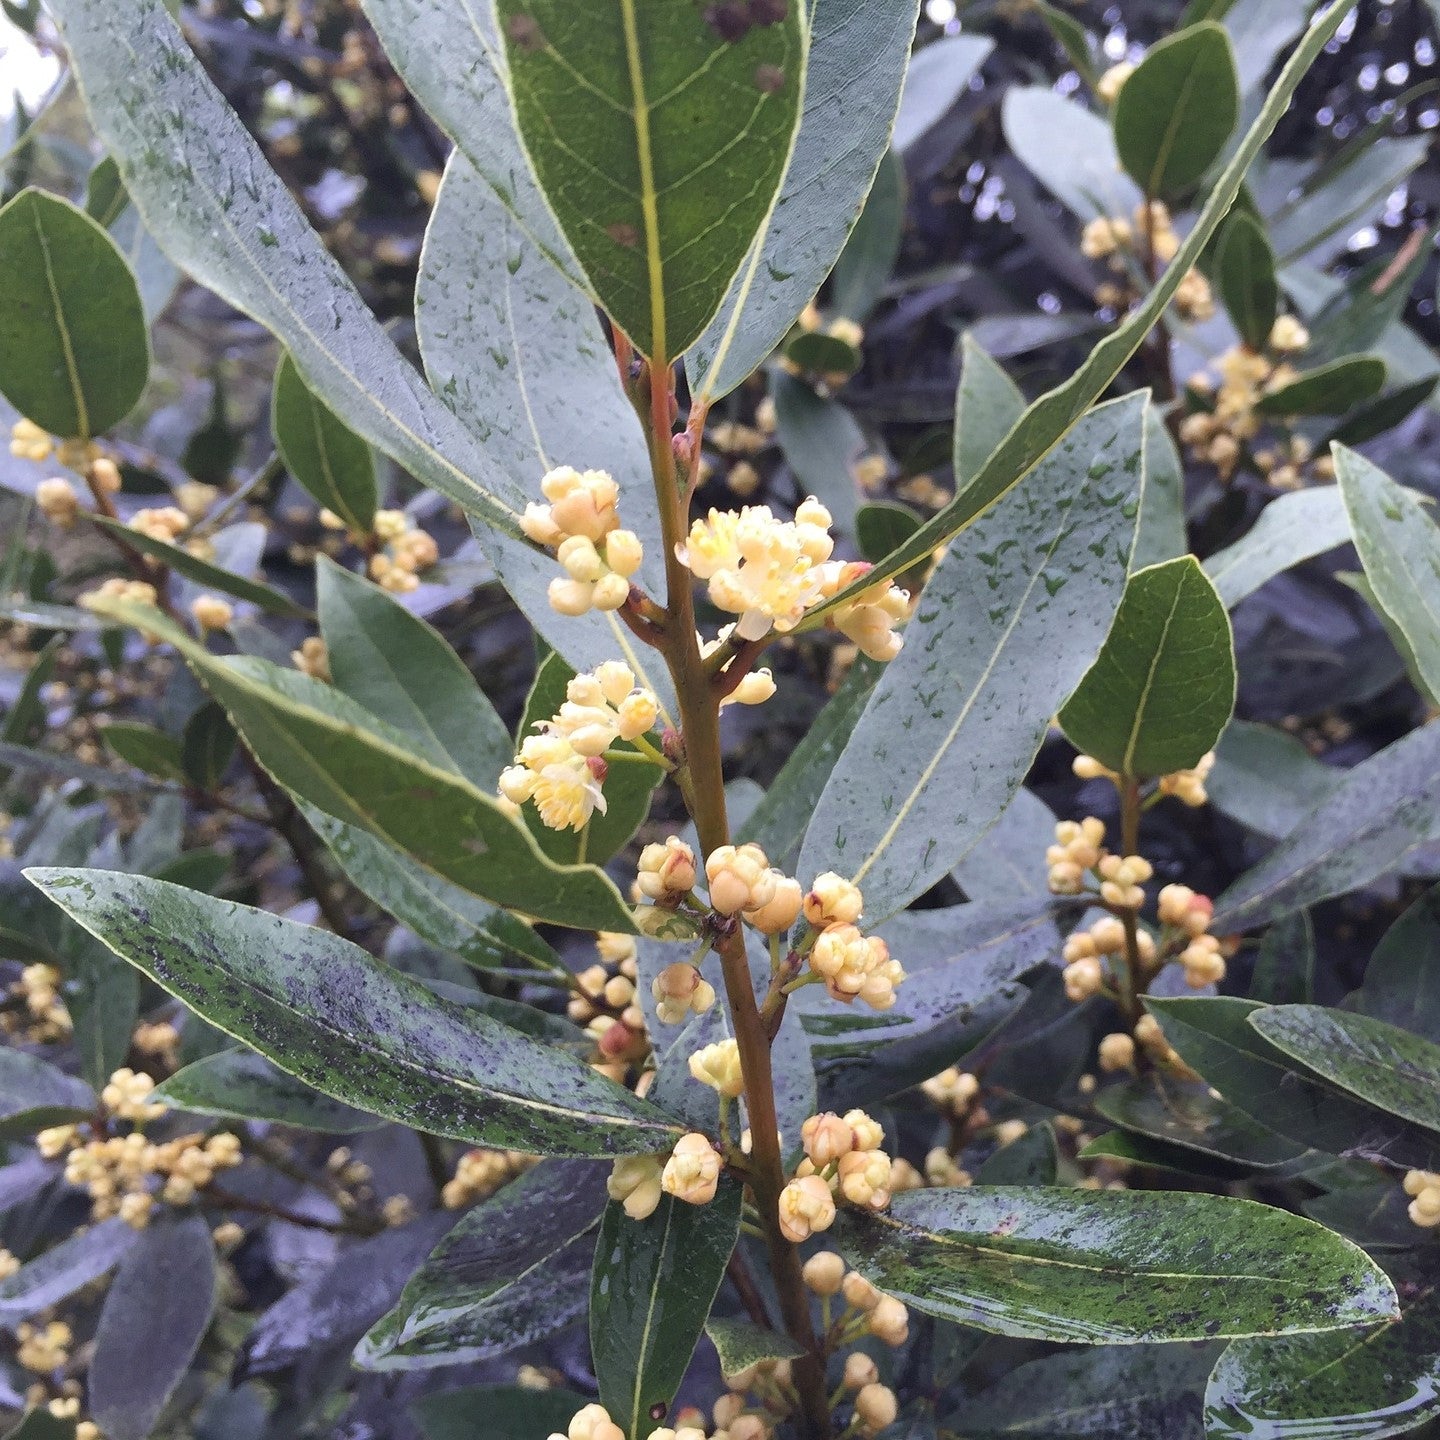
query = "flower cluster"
xmin=500 ymin=662 xmax=660 ymax=832
xmin=637 ymin=835 xmax=699 ymax=907
xmin=191 ymin=594 xmax=235 ymax=632
xmin=1080 ymin=202 xmax=1213 ymax=320
xmin=129 ymin=504 xmax=190 ymax=543
xmin=522 ymin=466 xmax=644 ymax=615
xmin=40 ymin=1072 xmax=243 ymax=1229
xmin=572 ymin=933 xmax=650 ymax=1078
xmin=79 ymin=576 xmax=159 ymax=613
xmin=779 ymin=1108 xmax=893 ymax=1242
xmin=652 ymin=959 xmax=717 ymax=1025
xmin=801 ymin=1254 xmax=910 ymax=1346
xmin=815 ymin=561 xmax=910 ymax=663
xmin=3 ymin=962 xmax=72 ymax=1043
xmin=802 ymin=872 xmax=905 ymax=1010
xmin=607 ymin=1129 xmax=725 ymax=1218
xmin=441 ymin=1148 xmax=533 ymax=1209
xmin=1073 ymin=750 xmax=1215 ymax=807
xmin=292 ymin=635 xmax=332 ymax=681
xmin=1158 ymin=883 xmax=1225 ymax=987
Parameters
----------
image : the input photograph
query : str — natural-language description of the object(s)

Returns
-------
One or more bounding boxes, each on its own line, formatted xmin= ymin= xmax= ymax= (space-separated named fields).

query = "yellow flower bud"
xmin=745 ymin=873 xmax=803 ymax=934
xmin=868 ymin=1295 xmax=909 ymax=1347
xmin=803 ymin=871 xmax=864 ymax=928
xmin=661 ymin=1132 xmax=722 ymax=1206
xmin=801 ymin=1112 xmax=855 ymax=1166
xmin=778 ymin=1174 xmax=836 ymax=1242
xmin=689 ymin=1039 xmax=745 ymax=1098
xmin=608 ymin=1154 xmax=664 ymax=1221
xmin=801 ymin=1249 xmax=846 ymax=1296
xmin=855 ymin=1382 xmax=899 ymax=1433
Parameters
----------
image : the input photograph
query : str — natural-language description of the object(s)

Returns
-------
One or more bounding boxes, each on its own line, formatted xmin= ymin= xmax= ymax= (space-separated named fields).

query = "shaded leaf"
xmin=154 ymin=1048 xmax=378 ymax=1133
xmin=1214 ymin=210 xmax=1278 ymax=350
xmin=25 ymin=868 xmax=680 ymax=1156
xmin=832 ymin=1187 xmax=1397 ymax=1344
xmin=0 ymin=187 xmax=148 ymax=438
xmin=1113 ymin=23 xmax=1239 ymax=199
xmin=101 ymin=721 xmax=185 ymax=782
xmin=90 ymin=1213 xmax=215 ymax=1440
xmin=954 ymin=337 xmax=1025 ymax=489
xmin=1249 ymin=910 xmax=1315 ymax=1006
xmin=1254 ymin=356 xmax=1388 ymax=417
xmin=772 ymin=371 xmax=865 ymax=533
xmin=181 ymin=701 xmax=236 ymax=792
xmin=414 ymin=1386 xmax=592 ymax=1440
xmin=496 ymin=0 xmax=804 ymax=362
xmin=973 ymin=1121 xmax=1058 ymax=1187
xmin=1002 ymin=88 xmax=1140 ymax=224
xmin=1134 ymin=404 xmax=1187 ymax=571
xmin=591 ymin=1181 xmax=742 ymax=1438
xmin=272 ymin=353 xmax=377 ymax=534
xmin=1059 ymin=557 xmax=1235 ymax=778
xmin=1354 ymin=885 xmax=1440 ymax=1045
xmin=0 ymin=1047 xmax=94 ymax=1139
xmin=1202 ymin=488 xmax=1351 ymax=608
xmin=0 ymin=1219 xmax=136 ymax=1323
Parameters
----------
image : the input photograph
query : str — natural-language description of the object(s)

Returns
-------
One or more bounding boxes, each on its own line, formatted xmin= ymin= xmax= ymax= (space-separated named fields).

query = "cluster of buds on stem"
xmin=801 ymin=1253 xmax=911 ymax=1346
xmin=607 ymin=1127 xmax=725 ymax=1220
xmin=1073 ymin=751 xmax=1215 ymax=808
xmin=1405 ymin=1170 xmax=1440 ymax=1228
xmin=522 ymin=466 xmax=643 ymax=615
xmin=1079 ymin=202 xmax=1213 ymax=320
xmin=499 ymin=662 xmax=660 ymax=832
xmin=3 ymin=962 xmax=72 ymax=1043
xmin=441 ymin=1148 xmax=534 ymax=1209
xmin=705 ymin=843 xmax=804 ymax=934
xmin=572 ymin=933 xmax=649 ymax=1077
xmin=779 ymin=1108 xmax=892 ymax=1242
xmin=799 ymin=873 xmax=905 ymax=1010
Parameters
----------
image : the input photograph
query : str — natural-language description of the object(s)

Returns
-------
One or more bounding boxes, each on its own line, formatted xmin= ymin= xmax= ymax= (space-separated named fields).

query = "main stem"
xmin=643 ymin=361 xmax=831 ymax=1439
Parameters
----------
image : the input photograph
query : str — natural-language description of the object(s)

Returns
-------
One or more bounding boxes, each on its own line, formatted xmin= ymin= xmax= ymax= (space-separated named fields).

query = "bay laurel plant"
xmin=8 ymin=0 xmax=1440 ymax=1437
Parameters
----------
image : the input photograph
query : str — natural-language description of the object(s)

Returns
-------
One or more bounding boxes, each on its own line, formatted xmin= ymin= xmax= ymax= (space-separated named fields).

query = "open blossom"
xmin=498 ymin=663 xmax=659 ymax=832
xmin=678 ymin=498 xmax=834 ymax=639
xmin=522 ymin=466 xmax=643 ymax=616
xmin=689 ymin=1038 xmax=745 ymax=1098
xmin=815 ymin=561 xmax=910 ymax=662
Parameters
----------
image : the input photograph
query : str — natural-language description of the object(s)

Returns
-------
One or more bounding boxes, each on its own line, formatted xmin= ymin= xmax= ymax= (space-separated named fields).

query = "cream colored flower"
xmin=778 ymin=1174 xmax=836 ymax=1242
xmin=662 ymin=1132 xmax=721 ymax=1206
xmin=608 ymin=1154 xmax=664 ymax=1221
xmin=689 ymin=1039 xmax=745 ymax=1098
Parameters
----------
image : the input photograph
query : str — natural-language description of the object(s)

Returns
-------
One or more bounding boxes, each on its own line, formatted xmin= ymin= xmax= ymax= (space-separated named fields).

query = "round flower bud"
xmin=548 ymin=577 xmax=595 ymax=616
xmin=843 ymin=1351 xmax=879 ymax=1390
xmin=617 ymin=690 xmax=659 ymax=740
xmin=844 ymin=1110 xmax=885 ymax=1153
xmin=842 ymin=1271 xmax=881 ymax=1311
xmin=867 ymin=1295 xmax=909 ymax=1347
xmin=706 ymin=843 xmax=774 ymax=916
xmin=36 ymin=477 xmax=79 ymax=527
xmin=1090 ymin=917 xmax=1127 ymax=954
xmin=1269 ymin=315 xmax=1310 ymax=353
xmin=662 ymin=1133 xmax=722 ymax=1206
xmin=1098 ymin=1032 xmax=1136 ymax=1073
xmin=604 ymin=529 xmax=644 ymax=578
xmin=608 ymin=1154 xmax=664 ymax=1221
xmin=566 ymin=1403 xmax=626 ymax=1440
xmin=558 ymin=535 xmax=606 ymax=583
xmin=1064 ymin=957 xmax=1104 ymax=1002
xmin=802 ymin=1250 xmax=846 ymax=1296
xmin=745 ymin=874 xmax=804 ymax=934
xmin=592 ymin=572 xmax=631 ymax=611
xmin=727 ymin=668 xmax=777 ymax=707
xmin=804 ymin=872 xmax=864 ymax=928
xmin=1404 ymin=1170 xmax=1440 ymax=1197
xmin=652 ymin=963 xmax=715 ymax=1025
xmin=190 ymin=594 xmax=234 ymax=632
xmin=778 ymin=1175 xmax=836 ymax=1243
xmin=855 ymin=1382 xmax=899 ymax=1433
xmin=638 ymin=837 xmax=698 ymax=900
xmin=801 ymin=1112 xmax=855 ymax=1166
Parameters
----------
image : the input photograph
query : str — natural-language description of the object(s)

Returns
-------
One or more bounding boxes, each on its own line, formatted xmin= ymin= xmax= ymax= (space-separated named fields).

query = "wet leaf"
xmin=272 ymin=354 xmax=378 ymax=534
xmin=974 ymin=1121 xmax=1058 ymax=1187
xmin=832 ymin=1187 xmax=1397 ymax=1344
xmin=414 ymin=1385 xmax=592 ymax=1440
xmin=0 ymin=187 xmax=149 ymax=438
xmin=1205 ymin=1288 xmax=1440 ymax=1440
xmin=803 ymin=394 xmax=1144 ymax=920
xmin=496 ymin=0 xmax=804 ymax=362
xmin=1134 ymin=404 xmax=1187 ymax=571
xmin=591 ymin=1180 xmax=743 ymax=1438
xmin=1202 ymin=488 xmax=1352 ymax=608
xmin=954 ymin=337 xmax=1025 ymax=489
xmin=153 ymin=1048 xmax=379 ymax=1133
xmin=25 ymin=868 xmax=680 ymax=1156
xmin=1059 ymin=557 xmax=1235 ymax=778
xmin=704 ymin=1317 xmax=805 ymax=1382
xmin=1250 ymin=1004 xmax=1440 ymax=1134
xmin=1113 ymin=23 xmax=1239 ymax=199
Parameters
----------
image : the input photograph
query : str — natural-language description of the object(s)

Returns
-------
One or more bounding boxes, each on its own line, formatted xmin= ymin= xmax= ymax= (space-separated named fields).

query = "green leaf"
xmin=46 ymin=0 xmax=527 ymax=539
xmin=1113 ymin=23 xmax=1239 ymax=200
xmin=1059 ymin=556 xmax=1235 ymax=778
xmin=832 ymin=1187 xmax=1397 ymax=1344
xmin=272 ymin=354 xmax=378 ymax=534
xmin=1338 ymin=569 xmax=1438 ymax=708
xmin=689 ymin=2 xmax=933 ymax=400
xmin=1214 ymin=210 xmax=1278 ymax=350
xmin=0 ymin=1046 xmax=95 ymax=1138
xmin=1250 ymin=1004 xmax=1440 ymax=1134
xmin=737 ymin=657 xmax=880 ymax=867
xmin=829 ymin=147 xmax=904 ymax=324
xmin=855 ymin=503 xmax=921 ymax=567
xmin=25 ymin=868 xmax=679 ymax=1156
xmin=414 ymin=1386 xmax=593 ymax=1440
xmin=703 ymin=1317 xmax=805 ymax=1382
xmin=301 ymin=809 xmax=563 ymax=973
xmin=87 ymin=513 xmax=309 ymax=618
xmin=1035 ymin=3 xmax=1099 ymax=91
xmin=1202 ymin=488 xmax=1351 ymax=608
xmin=973 ymin=1121 xmax=1058 ymax=1187
xmin=153 ymin=1048 xmax=378 ymax=1132
xmin=366 ymin=1160 xmax=609 ymax=1361
xmin=317 ymin=557 xmax=510 ymax=789
xmin=90 ymin=1213 xmax=215 ymax=1440
xmin=954 ymin=337 xmax=1025 ymax=489
xmin=1095 ymin=1071 xmax=1304 ymax=1169
xmin=591 ymin=1181 xmax=743 ymax=1439
xmin=101 ymin=721 xmax=185 ymax=782
xmin=1254 ymin=355 xmax=1388 ymax=417
xmin=802 ymin=395 xmax=1144 ymax=920
xmin=1250 ymin=911 xmax=1315 ymax=1006
xmin=180 ymin=701 xmax=235 ymax=791
xmin=772 ymin=372 xmax=865 ymax=533
xmin=1355 ymin=886 xmax=1440 ymax=1046
xmin=1148 ymin=995 xmax=1435 ymax=1165
xmin=1336 ymin=444 xmax=1440 ymax=704
xmin=810 ymin=0 xmax=1352 ymax=616
xmin=1205 ymin=1290 xmax=1440 ymax=1440
xmin=5 ymin=1413 xmax=76 ymax=1440
xmin=415 ymin=154 xmax=671 ymax=705
xmin=98 ymin=600 xmax=636 ymax=932
xmin=1 ymin=634 xmax=60 ymax=749
xmin=1207 ymin=720 xmax=1341 ymax=842
xmin=1133 ymin=404 xmax=1186 ymax=571
xmin=1213 ymin=722 xmax=1440 ymax=932
xmin=0 ymin=187 xmax=149 ymax=439
xmin=495 ymin=0 xmax=805 ymax=363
